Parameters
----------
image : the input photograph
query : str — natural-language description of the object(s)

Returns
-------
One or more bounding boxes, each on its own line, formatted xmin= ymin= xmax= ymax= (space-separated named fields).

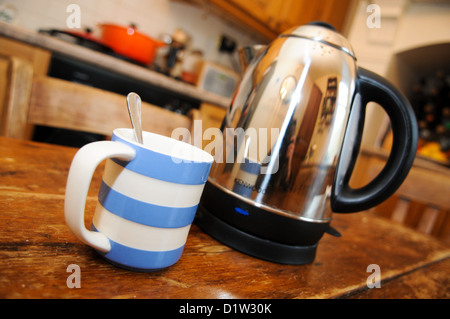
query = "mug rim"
xmin=113 ymin=128 xmax=214 ymax=164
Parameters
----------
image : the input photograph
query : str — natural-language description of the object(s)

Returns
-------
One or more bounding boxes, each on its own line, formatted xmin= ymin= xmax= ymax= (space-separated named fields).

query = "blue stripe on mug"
xmin=92 ymin=225 xmax=184 ymax=271
xmin=98 ymin=181 xmax=197 ymax=228
xmin=240 ymin=158 xmax=261 ymax=175
xmin=111 ymin=133 xmax=212 ymax=185
xmin=232 ymin=181 xmax=254 ymax=198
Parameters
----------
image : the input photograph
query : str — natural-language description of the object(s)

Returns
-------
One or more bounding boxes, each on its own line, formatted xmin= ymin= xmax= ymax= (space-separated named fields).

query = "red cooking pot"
xmin=99 ymin=23 xmax=165 ymax=65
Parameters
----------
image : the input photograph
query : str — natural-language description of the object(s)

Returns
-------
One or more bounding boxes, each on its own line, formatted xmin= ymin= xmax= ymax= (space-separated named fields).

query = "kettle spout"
xmin=238 ymin=45 xmax=266 ymax=74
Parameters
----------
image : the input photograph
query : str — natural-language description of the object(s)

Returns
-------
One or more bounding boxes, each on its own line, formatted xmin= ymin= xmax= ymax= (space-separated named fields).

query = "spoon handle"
xmin=127 ymin=92 xmax=144 ymax=144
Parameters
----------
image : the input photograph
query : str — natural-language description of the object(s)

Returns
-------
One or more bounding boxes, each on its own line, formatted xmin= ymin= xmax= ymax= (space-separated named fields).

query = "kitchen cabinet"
xmin=181 ymin=0 xmax=352 ymax=40
xmin=275 ymin=0 xmax=352 ymax=35
xmin=226 ymin=0 xmax=281 ymax=33
xmin=0 ymin=36 xmax=51 ymax=75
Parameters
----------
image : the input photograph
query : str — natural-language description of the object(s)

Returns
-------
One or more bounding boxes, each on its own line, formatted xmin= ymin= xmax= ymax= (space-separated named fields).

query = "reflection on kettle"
xmin=197 ymin=22 xmax=418 ymax=265
xmin=233 ymin=158 xmax=261 ymax=197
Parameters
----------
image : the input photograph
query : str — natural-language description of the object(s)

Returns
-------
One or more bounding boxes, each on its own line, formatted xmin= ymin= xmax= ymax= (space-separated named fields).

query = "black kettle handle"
xmin=331 ymin=67 xmax=418 ymax=213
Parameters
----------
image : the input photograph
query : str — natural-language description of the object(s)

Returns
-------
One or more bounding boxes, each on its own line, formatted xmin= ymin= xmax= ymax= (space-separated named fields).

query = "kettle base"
xmin=196 ymin=205 xmax=318 ymax=265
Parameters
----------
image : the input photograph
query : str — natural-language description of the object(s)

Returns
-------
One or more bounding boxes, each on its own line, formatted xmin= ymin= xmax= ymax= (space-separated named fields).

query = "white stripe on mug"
xmin=93 ymin=204 xmax=191 ymax=252
xmin=102 ymin=159 xmax=205 ymax=208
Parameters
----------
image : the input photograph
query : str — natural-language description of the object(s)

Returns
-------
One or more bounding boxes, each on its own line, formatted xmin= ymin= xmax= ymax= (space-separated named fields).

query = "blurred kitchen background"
xmin=0 ymin=0 xmax=449 ymax=163
xmin=1 ymin=0 xmax=450 ymax=243
xmin=0 ymin=0 xmax=261 ymax=72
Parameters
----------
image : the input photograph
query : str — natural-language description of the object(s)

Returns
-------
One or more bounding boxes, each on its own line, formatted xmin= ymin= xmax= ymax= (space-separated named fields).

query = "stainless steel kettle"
xmin=196 ymin=22 xmax=418 ymax=264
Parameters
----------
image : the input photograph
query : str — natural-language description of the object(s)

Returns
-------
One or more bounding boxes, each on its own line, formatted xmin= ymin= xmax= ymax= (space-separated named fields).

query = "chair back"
xmin=1 ymin=56 xmax=195 ymax=141
xmin=352 ymin=148 xmax=450 ymax=245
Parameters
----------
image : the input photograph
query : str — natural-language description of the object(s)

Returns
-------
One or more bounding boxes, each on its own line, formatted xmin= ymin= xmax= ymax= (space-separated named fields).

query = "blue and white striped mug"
xmin=65 ymin=128 xmax=213 ymax=271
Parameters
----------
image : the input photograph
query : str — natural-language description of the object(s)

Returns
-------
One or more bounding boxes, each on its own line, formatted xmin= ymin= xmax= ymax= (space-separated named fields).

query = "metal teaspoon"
xmin=126 ymin=92 xmax=143 ymax=144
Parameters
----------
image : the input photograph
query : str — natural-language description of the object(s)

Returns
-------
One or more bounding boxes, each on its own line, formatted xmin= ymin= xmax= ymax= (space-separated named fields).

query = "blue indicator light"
xmin=234 ymin=207 xmax=249 ymax=216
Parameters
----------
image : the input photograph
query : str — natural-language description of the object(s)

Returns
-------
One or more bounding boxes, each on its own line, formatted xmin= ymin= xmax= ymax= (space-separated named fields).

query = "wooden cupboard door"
xmin=203 ymin=0 xmax=352 ymax=40
xmin=0 ymin=37 xmax=50 ymax=76
xmin=276 ymin=0 xmax=351 ymax=33
xmin=228 ymin=0 xmax=282 ymax=30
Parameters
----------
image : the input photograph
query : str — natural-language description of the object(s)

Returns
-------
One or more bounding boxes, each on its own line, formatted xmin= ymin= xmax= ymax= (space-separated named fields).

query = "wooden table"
xmin=1 ymin=136 xmax=449 ymax=300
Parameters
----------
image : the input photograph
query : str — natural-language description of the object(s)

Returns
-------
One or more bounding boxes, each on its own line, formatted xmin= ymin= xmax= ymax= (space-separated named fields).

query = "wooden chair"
xmin=0 ymin=55 xmax=199 ymax=142
xmin=351 ymin=147 xmax=450 ymax=245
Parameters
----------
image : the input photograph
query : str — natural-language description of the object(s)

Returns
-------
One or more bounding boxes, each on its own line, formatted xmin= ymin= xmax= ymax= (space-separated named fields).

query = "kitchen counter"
xmin=0 ymin=21 xmax=231 ymax=109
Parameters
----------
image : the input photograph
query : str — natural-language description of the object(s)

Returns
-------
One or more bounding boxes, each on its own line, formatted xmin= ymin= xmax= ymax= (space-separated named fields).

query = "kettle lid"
xmin=281 ymin=21 xmax=356 ymax=60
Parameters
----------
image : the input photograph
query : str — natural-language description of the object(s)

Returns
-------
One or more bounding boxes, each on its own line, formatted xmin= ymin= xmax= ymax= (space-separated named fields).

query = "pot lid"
xmin=281 ymin=21 xmax=356 ymax=60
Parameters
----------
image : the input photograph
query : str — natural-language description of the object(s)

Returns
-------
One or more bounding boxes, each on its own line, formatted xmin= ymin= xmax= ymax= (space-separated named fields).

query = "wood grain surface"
xmin=0 ymin=137 xmax=449 ymax=299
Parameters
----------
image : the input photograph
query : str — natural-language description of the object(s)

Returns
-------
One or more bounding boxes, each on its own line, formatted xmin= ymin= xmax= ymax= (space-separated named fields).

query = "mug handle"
xmin=64 ymin=141 xmax=135 ymax=252
xmin=331 ymin=67 xmax=418 ymax=212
